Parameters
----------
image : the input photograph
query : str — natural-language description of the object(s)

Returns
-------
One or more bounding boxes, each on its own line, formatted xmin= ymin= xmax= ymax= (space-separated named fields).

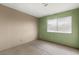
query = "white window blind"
xmin=47 ymin=16 xmax=72 ymax=33
xmin=47 ymin=19 xmax=57 ymax=32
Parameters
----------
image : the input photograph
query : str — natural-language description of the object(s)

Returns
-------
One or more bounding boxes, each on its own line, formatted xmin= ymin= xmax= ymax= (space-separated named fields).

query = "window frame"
xmin=47 ymin=16 xmax=72 ymax=33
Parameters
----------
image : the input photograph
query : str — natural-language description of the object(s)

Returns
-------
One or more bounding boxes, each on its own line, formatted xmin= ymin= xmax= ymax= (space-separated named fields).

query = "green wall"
xmin=39 ymin=8 xmax=79 ymax=48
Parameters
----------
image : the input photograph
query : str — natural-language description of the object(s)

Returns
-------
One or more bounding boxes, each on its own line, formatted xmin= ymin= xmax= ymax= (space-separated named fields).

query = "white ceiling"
xmin=2 ymin=3 xmax=79 ymax=18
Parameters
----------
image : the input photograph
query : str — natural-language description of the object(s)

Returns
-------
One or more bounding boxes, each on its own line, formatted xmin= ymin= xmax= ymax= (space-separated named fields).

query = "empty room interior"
xmin=0 ymin=3 xmax=79 ymax=55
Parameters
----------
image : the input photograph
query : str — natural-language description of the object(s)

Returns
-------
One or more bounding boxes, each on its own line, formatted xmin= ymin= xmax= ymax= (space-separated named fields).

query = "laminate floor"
xmin=0 ymin=40 xmax=79 ymax=55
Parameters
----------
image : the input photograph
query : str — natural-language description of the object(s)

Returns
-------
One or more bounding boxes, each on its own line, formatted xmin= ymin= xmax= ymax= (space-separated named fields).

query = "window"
xmin=47 ymin=16 xmax=72 ymax=33
xmin=47 ymin=19 xmax=57 ymax=32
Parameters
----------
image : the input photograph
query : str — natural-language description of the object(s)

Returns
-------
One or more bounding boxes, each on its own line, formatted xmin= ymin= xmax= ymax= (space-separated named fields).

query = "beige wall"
xmin=0 ymin=5 xmax=38 ymax=51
